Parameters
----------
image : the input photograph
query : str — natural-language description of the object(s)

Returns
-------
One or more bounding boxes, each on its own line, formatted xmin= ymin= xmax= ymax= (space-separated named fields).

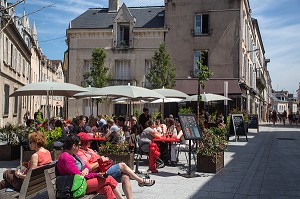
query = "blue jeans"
xmin=106 ymin=163 xmax=122 ymax=182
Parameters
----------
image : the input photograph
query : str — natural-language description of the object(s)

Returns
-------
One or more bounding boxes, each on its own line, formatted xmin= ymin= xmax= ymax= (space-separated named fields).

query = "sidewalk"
xmin=1 ymin=124 xmax=300 ymax=198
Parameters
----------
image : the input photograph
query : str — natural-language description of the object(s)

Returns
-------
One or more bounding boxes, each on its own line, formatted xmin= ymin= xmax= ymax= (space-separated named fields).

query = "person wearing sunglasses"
xmin=76 ymin=132 xmax=155 ymax=199
xmin=56 ymin=134 xmax=123 ymax=199
xmin=0 ymin=132 xmax=52 ymax=191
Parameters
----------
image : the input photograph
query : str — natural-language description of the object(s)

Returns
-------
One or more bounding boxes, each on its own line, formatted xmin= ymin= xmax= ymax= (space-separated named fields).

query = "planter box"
xmin=102 ymin=153 xmax=134 ymax=170
xmin=0 ymin=145 xmax=20 ymax=161
xmin=197 ymin=152 xmax=224 ymax=173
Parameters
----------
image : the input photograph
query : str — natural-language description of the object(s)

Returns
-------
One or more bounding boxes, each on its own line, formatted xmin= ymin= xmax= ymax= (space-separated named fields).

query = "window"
xmin=115 ymin=60 xmax=130 ymax=80
xmin=4 ymin=84 xmax=10 ymax=115
xmin=3 ymin=37 xmax=8 ymax=63
xmin=22 ymin=59 xmax=25 ymax=76
xmin=118 ymin=25 xmax=129 ymax=47
xmin=8 ymin=42 xmax=11 ymax=66
xmin=144 ymin=59 xmax=153 ymax=87
xmin=83 ymin=60 xmax=91 ymax=73
xmin=194 ymin=14 xmax=209 ymax=35
xmin=193 ymin=50 xmax=208 ymax=76
xmin=13 ymin=47 xmax=17 ymax=70
xmin=14 ymin=88 xmax=18 ymax=114
xmin=17 ymin=52 xmax=21 ymax=73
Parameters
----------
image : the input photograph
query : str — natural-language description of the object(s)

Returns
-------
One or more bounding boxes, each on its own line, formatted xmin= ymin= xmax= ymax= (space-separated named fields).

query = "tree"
xmin=82 ymin=48 xmax=111 ymax=115
xmin=146 ymin=43 xmax=176 ymax=89
xmin=196 ymin=52 xmax=213 ymax=123
xmin=83 ymin=48 xmax=110 ymax=88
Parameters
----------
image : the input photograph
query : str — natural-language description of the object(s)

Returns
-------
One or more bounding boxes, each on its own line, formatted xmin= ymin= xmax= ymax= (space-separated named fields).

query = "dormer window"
xmin=118 ymin=24 xmax=129 ymax=47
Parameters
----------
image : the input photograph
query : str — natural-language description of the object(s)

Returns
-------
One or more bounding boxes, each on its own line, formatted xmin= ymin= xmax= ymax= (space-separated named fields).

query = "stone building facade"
xmin=66 ymin=1 xmax=167 ymax=116
xmin=65 ymin=0 xmax=272 ymax=120
xmin=0 ymin=1 xmax=64 ymax=127
xmin=164 ymin=0 xmax=271 ymax=120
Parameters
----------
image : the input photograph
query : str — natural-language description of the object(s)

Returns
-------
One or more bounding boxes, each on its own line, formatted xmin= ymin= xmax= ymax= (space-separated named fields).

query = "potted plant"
xmin=99 ymin=142 xmax=134 ymax=169
xmin=39 ymin=126 xmax=63 ymax=160
xmin=0 ymin=123 xmax=27 ymax=160
xmin=196 ymin=123 xmax=228 ymax=173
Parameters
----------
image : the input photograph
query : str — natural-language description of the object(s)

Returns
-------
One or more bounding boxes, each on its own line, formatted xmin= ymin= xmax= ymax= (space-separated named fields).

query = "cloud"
xmin=250 ymin=0 xmax=300 ymax=92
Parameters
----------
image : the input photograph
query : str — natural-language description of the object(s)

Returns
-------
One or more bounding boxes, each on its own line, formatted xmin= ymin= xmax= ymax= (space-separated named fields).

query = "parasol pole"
xmin=46 ymin=90 xmax=50 ymax=127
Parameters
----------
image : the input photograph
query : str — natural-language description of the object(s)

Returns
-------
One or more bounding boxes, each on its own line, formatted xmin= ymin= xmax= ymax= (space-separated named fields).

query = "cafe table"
xmin=153 ymin=136 xmax=180 ymax=164
xmin=90 ymin=135 xmax=107 ymax=151
xmin=153 ymin=136 xmax=180 ymax=142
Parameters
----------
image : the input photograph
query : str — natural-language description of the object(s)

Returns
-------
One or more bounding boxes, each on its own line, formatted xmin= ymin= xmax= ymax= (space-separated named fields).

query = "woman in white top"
xmin=170 ymin=123 xmax=189 ymax=166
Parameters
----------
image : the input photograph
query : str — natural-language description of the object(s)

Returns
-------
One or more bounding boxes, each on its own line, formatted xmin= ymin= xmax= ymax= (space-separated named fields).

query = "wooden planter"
xmin=102 ymin=153 xmax=134 ymax=170
xmin=197 ymin=152 xmax=224 ymax=173
xmin=0 ymin=145 xmax=20 ymax=161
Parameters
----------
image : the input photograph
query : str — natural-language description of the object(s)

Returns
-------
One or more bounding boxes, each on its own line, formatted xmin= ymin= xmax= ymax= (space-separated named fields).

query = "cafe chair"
xmin=135 ymin=135 xmax=165 ymax=173
xmin=176 ymin=140 xmax=197 ymax=165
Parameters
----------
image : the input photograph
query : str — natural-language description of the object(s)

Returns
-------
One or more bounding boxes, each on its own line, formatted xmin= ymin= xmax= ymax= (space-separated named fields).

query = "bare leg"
xmin=113 ymin=187 xmax=124 ymax=199
xmin=119 ymin=163 xmax=144 ymax=183
xmin=121 ymin=175 xmax=132 ymax=199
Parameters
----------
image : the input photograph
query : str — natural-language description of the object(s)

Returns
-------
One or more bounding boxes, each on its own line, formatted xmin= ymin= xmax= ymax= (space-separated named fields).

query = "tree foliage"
xmin=83 ymin=48 xmax=110 ymax=88
xmin=146 ymin=43 xmax=176 ymax=89
xmin=197 ymin=52 xmax=213 ymax=102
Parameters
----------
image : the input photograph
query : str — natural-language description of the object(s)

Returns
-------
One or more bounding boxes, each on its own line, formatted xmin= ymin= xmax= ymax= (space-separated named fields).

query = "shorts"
xmin=106 ymin=163 xmax=122 ymax=182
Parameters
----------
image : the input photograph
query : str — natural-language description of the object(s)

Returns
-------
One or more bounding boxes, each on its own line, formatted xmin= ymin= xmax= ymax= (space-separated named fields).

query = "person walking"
xmin=282 ymin=110 xmax=287 ymax=126
xmin=271 ymin=110 xmax=277 ymax=126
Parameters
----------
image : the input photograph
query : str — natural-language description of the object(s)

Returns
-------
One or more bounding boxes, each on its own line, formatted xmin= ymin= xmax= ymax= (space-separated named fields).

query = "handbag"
xmin=98 ymin=158 xmax=114 ymax=172
xmin=56 ymin=174 xmax=87 ymax=198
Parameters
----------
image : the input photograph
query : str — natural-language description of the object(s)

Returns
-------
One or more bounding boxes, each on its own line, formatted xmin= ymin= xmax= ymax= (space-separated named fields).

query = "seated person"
xmin=56 ymin=134 xmax=123 ymax=199
xmin=138 ymin=120 xmax=162 ymax=153
xmin=77 ymin=133 xmax=155 ymax=199
xmin=170 ymin=123 xmax=189 ymax=166
xmin=105 ymin=119 xmax=122 ymax=144
xmin=0 ymin=132 xmax=52 ymax=191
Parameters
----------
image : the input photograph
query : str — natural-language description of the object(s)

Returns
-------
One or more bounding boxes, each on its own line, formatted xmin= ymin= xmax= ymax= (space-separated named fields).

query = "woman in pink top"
xmin=0 ymin=132 xmax=52 ymax=191
xmin=56 ymin=134 xmax=123 ymax=199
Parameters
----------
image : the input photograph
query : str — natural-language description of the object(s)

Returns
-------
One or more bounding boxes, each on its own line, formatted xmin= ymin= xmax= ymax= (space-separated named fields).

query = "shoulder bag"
xmin=56 ymin=174 xmax=87 ymax=198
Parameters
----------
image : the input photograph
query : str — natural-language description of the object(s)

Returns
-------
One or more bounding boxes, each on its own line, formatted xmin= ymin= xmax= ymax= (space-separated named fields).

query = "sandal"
xmin=138 ymin=179 xmax=155 ymax=187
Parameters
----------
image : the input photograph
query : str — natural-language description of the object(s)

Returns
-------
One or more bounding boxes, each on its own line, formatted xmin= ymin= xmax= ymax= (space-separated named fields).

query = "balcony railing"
xmin=256 ymin=70 xmax=266 ymax=90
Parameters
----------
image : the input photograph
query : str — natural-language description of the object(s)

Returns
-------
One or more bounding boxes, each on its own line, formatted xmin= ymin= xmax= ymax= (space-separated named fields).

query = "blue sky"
xmin=15 ymin=0 xmax=300 ymax=94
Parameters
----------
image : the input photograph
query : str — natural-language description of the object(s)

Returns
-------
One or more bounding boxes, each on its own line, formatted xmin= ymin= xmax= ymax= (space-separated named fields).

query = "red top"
xmin=25 ymin=150 xmax=52 ymax=174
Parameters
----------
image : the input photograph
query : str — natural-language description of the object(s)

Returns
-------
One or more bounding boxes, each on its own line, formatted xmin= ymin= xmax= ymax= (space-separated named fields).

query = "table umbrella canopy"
xmin=72 ymin=86 xmax=107 ymax=99
xmin=98 ymin=84 xmax=165 ymax=99
xmin=153 ymin=88 xmax=189 ymax=99
xmin=9 ymin=81 xmax=88 ymax=97
xmin=150 ymin=98 xmax=183 ymax=103
xmin=113 ymin=97 xmax=148 ymax=104
xmin=182 ymin=93 xmax=232 ymax=102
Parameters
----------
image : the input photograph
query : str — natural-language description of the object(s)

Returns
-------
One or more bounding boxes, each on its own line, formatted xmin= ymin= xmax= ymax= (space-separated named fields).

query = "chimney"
xmin=108 ymin=0 xmax=122 ymax=12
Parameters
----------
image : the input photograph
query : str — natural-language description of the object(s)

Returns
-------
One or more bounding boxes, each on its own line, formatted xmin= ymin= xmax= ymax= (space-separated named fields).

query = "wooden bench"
xmin=0 ymin=161 xmax=56 ymax=199
xmin=44 ymin=167 xmax=104 ymax=199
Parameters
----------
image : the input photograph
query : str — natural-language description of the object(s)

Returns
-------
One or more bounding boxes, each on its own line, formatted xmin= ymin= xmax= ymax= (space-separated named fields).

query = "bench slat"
xmin=0 ymin=161 xmax=57 ymax=199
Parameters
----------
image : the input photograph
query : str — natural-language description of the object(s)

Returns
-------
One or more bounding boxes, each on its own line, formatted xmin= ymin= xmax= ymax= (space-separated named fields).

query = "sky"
xmin=14 ymin=0 xmax=300 ymax=94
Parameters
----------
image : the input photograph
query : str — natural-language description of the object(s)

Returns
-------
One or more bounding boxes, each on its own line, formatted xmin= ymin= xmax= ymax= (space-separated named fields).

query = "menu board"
xmin=248 ymin=114 xmax=259 ymax=129
xmin=230 ymin=114 xmax=246 ymax=136
xmin=178 ymin=114 xmax=202 ymax=140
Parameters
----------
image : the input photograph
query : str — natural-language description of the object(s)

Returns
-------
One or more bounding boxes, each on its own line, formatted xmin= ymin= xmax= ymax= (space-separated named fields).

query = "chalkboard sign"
xmin=248 ymin=114 xmax=259 ymax=131
xmin=178 ymin=114 xmax=202 ymax=140
xmin=230 ymin=114 xmax=247 ymax=141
